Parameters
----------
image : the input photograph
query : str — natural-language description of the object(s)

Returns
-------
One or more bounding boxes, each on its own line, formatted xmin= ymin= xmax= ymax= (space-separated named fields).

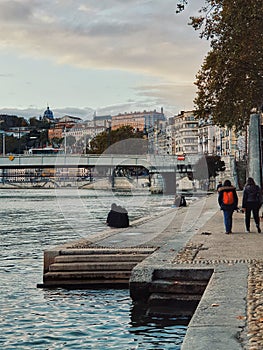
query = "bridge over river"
xmin=0 ymin=153 xmax=200 ymax=193
xmin=0 ymin=153 xmax=199 ymax=172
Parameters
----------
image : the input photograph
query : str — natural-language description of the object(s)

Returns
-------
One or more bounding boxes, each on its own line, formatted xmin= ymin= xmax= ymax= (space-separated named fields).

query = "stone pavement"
xmin=173 ymin=194 xmax=263 ymax=350
xmin=126 ymin=192 xmax=263 ymax=350
xmin=66 ymin=192 xmax=263 ymax=349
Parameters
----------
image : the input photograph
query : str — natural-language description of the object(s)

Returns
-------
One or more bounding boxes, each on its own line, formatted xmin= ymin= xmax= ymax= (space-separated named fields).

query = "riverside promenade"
xmin=174 ymin=193 xmax=263 ymax=350
xmin=129 ymin=192 xmax=262 ymax=349
xmin=42 ymin=192 xmax=263 ymax=349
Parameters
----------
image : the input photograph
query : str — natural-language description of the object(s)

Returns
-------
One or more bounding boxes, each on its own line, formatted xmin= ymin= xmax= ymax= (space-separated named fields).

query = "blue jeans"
xmin=223 ymin=210 xmax=233 ymax=233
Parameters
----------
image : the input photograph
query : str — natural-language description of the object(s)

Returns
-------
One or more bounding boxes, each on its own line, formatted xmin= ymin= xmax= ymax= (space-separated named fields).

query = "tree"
xmin=29 ymin=117 xmax=50 ymax=129
xmin=0 ymin=115 xmax=29 ymax=129
xmin=64 ymin=135 xmax=76 ymax=147
xmin=51 ymin=137 xmax=63 ymax=147
xmin=4 ymin=135 xmax=20 ymax=154
xmin=177 ymin=0 xmax=263 ymax=131
xmin=39 ymin=130 xmax=49 ymax=147
xmin=195 ymin=155 xmax=225 ymax=180
xmin=88 ymin=126 xmax=145 ymax=154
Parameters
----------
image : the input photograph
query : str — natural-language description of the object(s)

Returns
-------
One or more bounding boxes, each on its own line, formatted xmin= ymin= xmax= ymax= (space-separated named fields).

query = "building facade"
xmin=111 ymin=108 xmax=165 ymax=132
xmin=173 ymin=111 xmax=199 ymax=155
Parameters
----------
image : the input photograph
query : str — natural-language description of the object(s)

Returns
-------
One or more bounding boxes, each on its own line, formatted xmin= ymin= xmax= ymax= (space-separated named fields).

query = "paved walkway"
xmin=126 ymin=192 xmax=263 ymax=350
xmin=67 ymin=192 xmax=263 ymax=349
xmin=174 ymin=194 xmax=263 ymax=350
xmin=187 ymin=198 xmax=263 ymax=262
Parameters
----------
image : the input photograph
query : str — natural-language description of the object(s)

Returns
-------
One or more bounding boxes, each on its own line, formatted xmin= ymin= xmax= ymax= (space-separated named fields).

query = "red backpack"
xmin=223 ymin=191 xmax=234 ymax=205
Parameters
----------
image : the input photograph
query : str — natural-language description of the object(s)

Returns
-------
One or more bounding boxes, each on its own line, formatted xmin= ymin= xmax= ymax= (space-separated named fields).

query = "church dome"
xmin=43 ymin=106 xmax=54 ymax=119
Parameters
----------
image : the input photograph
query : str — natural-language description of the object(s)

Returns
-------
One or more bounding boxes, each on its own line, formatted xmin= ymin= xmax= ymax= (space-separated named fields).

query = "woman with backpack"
xmin=218 ymin=179 xmax=238 ymax=234
xmin=242 ymin=177 xmax=262 ymax=233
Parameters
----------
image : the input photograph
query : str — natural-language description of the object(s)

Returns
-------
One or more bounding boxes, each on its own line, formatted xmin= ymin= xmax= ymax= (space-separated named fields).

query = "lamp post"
xmin=0 ymin=130 xmax=6 ymax=156
xmin=64 ymin=127 xmax=67 ymax=154
xmin=220 ymin=130 xmax=224 ymax=156
xmin=107 ymin=121 xmax=111 ymax=149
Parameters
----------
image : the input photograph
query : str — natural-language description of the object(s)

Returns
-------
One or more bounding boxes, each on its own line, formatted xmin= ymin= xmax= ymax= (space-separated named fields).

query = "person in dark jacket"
xmin=216 ymin=181 xmax=222 ymax=192
xmin=106 ymin=203 xmax=129 ymax=228
xmin=218 ymin=179 xmax=238 ymax=234
xmin=242 ymin=177 xmax=262 ymax=233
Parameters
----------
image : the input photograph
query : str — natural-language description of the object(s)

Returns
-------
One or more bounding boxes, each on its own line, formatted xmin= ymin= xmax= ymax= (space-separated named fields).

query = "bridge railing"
xmin=0 ymin=153 xmax=201 ymax=171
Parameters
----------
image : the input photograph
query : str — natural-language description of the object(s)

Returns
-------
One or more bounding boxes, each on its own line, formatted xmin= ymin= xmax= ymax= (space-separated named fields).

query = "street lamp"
xmin=0 ymin=130 xmax=6 ymax=156
xmin=63 ymin=127 xmax=67 ymax=154
xmin=220 ymin=130 xmax=224 ymax=156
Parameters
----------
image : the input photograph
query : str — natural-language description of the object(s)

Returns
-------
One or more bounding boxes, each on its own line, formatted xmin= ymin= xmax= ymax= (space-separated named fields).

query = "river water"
xmin=0 ymin=188 xmax=188 ymax=349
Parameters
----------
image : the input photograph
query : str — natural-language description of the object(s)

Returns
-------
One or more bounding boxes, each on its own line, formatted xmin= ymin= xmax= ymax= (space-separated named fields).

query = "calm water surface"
xmin=0 ymin=188 xmax=188 ymax=349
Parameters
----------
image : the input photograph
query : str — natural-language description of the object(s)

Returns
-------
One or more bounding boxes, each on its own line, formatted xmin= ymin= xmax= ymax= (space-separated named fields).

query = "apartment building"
xmin=173 ymin=111 xmax=199 ymax=155
xmin=148 ymin=119 xmax=168 ymax=154
xmin=111 ymin=108 xmax=165 ymax=132
xmin=198 ymin=116 xmax=240 ymax=158
xmin=48 ymin=115 xmax=82 ymax=140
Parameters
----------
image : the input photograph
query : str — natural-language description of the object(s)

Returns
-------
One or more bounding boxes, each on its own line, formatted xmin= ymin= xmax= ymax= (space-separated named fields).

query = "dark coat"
xmin=106 ymin=207 xmax=129 ymax=228
xmin=242 ymin=184 xmax=262 ymax=208
xmin=218 ymin=185 xmax=238 ymax=211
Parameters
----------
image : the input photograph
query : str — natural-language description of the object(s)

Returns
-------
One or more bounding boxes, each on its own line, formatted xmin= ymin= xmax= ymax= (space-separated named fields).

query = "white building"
xmin=173 ymin=111 xmax=199 ymax=155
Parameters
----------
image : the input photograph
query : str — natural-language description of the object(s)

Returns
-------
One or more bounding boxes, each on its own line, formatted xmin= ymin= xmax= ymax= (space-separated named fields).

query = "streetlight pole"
xmin=0 ymin=130 xmax=5 ymax=156
xmin=3 ymin=132 xmax=5 ymax=156
xmin=64 ymin=127 xmax=67 ymax=154
xmin=0 ymin=120 xmax=5 ymax=156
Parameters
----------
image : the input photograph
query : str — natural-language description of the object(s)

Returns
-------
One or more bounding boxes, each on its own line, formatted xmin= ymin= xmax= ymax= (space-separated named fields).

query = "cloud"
xmin=0 ymin=0 xmax=32 ymax=22
xmin=0 ymin=73 xmax=13 ymax=78
xmin=96 ymin=99 xmax=167 ymax=118
xmin=0 ymin=0 xmax=208 ymax=112
xmin=0 ymin=106 xmax=94 ymax=120
xmin=134 ymin=82 xmax=197 ymax=110
xmin=0 ymin=0 xmax=208 ymax=79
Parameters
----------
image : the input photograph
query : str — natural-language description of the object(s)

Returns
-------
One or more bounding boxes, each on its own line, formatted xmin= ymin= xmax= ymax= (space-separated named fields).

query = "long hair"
xmin=246 ymin=177 xmax=256 ymax=186
xmin=223 ymin=179 xmax=231 ymax=187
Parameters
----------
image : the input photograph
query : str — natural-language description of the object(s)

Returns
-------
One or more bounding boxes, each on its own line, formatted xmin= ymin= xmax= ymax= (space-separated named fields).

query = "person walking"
xmin=218 ymin=179 xmax=238 ymax=234
xmin=242 ymin=177 xmax=262 ymax=233
xmin=216 ymin=181 xmax=222 ymax=192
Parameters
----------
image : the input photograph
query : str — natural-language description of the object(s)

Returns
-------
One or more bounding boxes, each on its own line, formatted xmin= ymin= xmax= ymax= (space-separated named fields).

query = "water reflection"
xmin=0 ymin=189 xmax=188 ymax=349
xmin=39 ymin=288 xmax=188 ymax=349
xmin=130 ymin=302 xmax=188 ymax=349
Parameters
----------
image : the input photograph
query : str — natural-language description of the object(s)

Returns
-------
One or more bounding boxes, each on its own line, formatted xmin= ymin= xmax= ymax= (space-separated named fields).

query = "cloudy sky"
xmin=0 ymin=0 xmax=209 ymax=119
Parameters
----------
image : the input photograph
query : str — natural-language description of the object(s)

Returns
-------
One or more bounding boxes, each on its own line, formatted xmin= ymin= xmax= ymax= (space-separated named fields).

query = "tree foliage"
xmin=88 ymin=126 xmax=145 ymax=154
xmin=177 ymin=0 xmax=263 ymax=131
xmin=195 ymin=155 xmax=225 ymax=180
xmin=0 ymin=115 xmax=28 ymax=129
xmin=29 ymin=117 xmax=50 ymax=129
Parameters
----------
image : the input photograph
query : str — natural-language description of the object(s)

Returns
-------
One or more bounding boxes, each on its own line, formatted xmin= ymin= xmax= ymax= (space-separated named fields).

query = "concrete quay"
xmin=40 ymin=192 xmax=263 ymax=349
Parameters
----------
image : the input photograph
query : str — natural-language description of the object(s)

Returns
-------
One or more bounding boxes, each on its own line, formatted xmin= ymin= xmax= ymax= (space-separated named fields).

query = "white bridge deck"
xmin=0 ymin=154 xmax=199 ymax=171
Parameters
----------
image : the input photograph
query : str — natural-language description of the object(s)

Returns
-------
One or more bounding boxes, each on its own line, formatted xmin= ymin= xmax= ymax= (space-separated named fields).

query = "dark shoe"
xmin=257 ymin=226 xmax=261 ymax=233
xmin=225 ymin=232 xmax=230 ymax=234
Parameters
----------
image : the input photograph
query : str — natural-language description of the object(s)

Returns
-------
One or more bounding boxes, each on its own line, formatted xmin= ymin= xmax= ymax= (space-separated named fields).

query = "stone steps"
xmin=59 ymin=248 xmax=155 ymax=255
xmin=54 ymin=254 xmax=148 ymax=263
xmin=147 ymin=292 xmax=201 ymax=316
xmin=49 ymin=262 xmax=138 ymax=272
xmin=41 ymin=278 xmax=130 ymax=287
xmin=44 ymin=270 xmax=132 ymax=280
xmin=131 ymin=268 xmax=213 ymax=317
xmin=41 ymin=247 xmax=155 ymax=288
xmin=43 ymin=270 xmax=131 ymax=287
xmin=149 ymin=279 xmax=207 ymax=295
xmin=148 ymin=292 xmax=201 ymax=305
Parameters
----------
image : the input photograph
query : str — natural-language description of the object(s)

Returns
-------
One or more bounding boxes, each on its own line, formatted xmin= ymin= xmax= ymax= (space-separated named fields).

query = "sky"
xmin=0 ymin=0 xmax=209 ymax=120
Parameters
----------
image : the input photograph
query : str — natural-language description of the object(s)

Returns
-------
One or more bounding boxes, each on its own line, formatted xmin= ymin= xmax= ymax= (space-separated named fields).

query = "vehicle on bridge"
xmin=28 ymin=147 xmax=64 ymax=155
